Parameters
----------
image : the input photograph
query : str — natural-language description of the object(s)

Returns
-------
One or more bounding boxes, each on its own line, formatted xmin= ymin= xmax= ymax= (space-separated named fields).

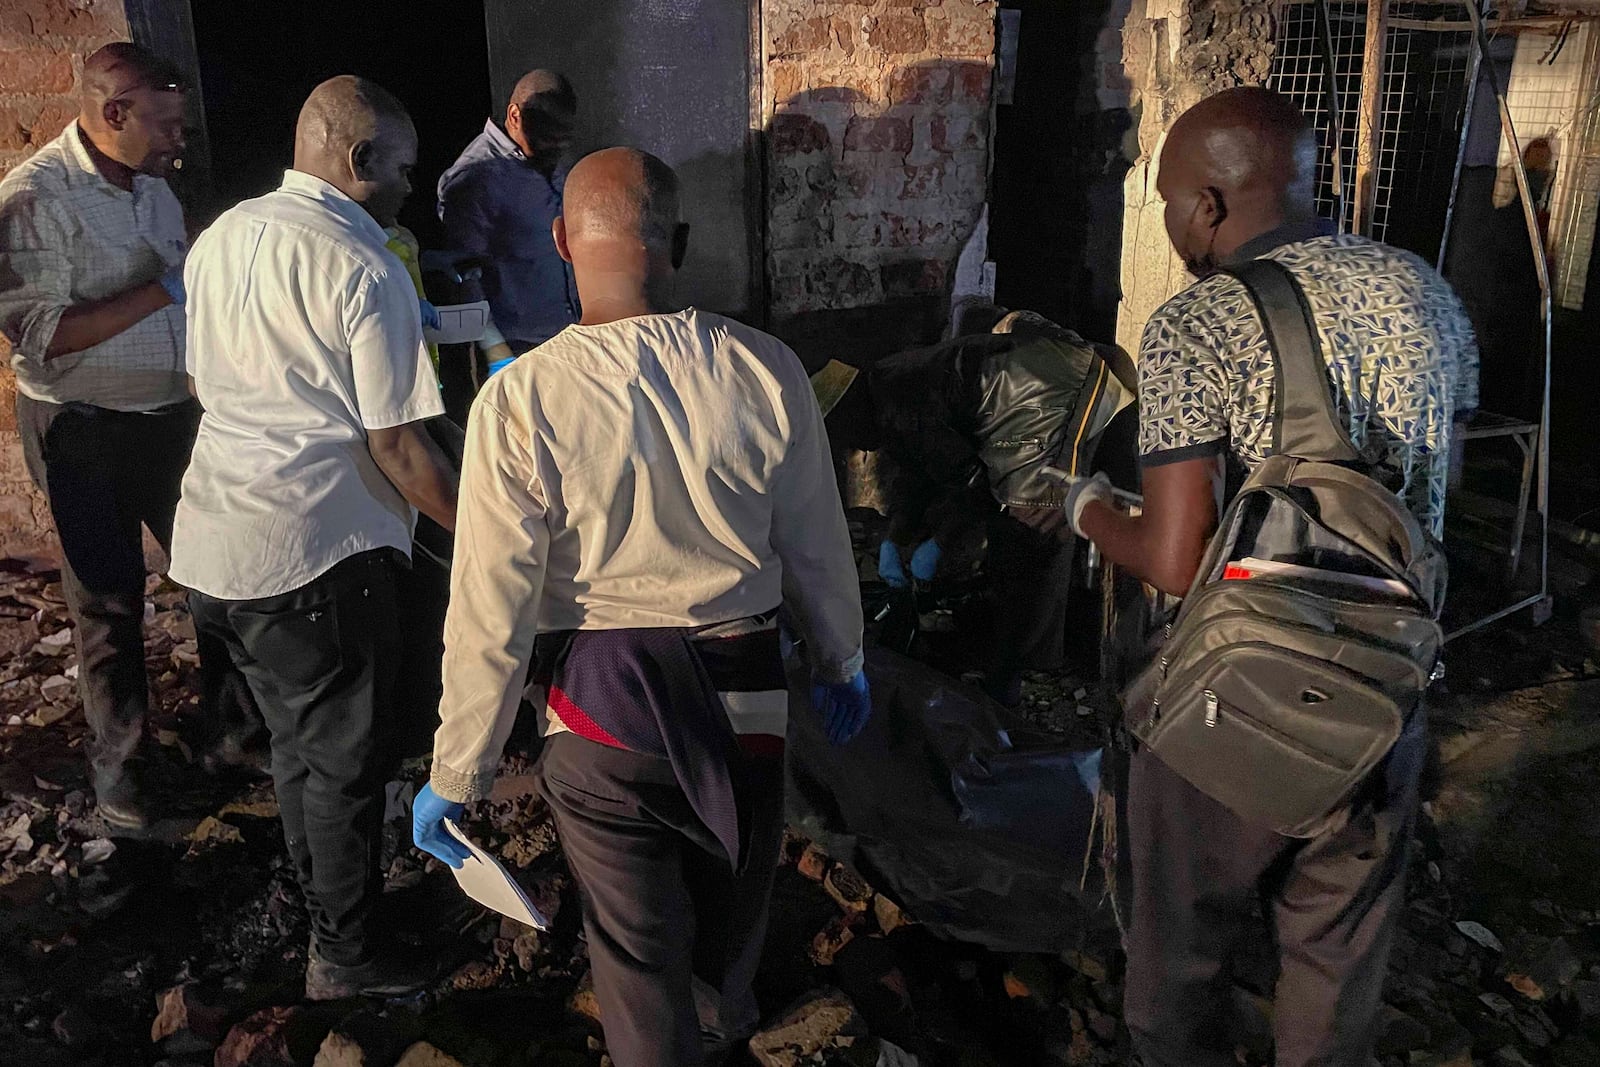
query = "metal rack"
xmin=1269 ymin=0 xmax=1573 ymax=639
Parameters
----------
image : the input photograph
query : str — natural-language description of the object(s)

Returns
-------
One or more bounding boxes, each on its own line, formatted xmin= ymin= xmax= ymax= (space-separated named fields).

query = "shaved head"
xmin=294 ymin=76 xmax=416 ymax=224
xmin=1158 ymin=87 xmax=1318 ymax=274
xmin=77 ymin=43 xmax=187 ymax=179
xmin=554 ymin=148 xmax=688 ymax=324
xmin=563 ymin=148 xmax=681 ymax=252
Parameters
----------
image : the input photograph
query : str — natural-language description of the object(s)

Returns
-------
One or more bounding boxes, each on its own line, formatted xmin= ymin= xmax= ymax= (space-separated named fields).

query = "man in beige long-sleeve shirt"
xmin=413 ymin=148 xmax=868 ymax=1067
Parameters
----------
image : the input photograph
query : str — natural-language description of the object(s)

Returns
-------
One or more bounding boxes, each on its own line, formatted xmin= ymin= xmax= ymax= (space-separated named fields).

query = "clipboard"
xmin=442 ymin=818 xmax=550 ymax=930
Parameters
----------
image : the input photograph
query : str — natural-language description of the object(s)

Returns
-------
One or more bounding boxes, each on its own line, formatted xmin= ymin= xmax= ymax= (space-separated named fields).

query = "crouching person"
xmin=413 ymin=148 xmax=869 ymax=1067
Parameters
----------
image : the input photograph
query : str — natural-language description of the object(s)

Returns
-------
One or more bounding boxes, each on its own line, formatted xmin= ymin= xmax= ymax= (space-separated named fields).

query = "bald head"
xmin=1158 ymin=87 xmax=1318 ymax=273
xmin=294 ymin=76 xmax=416 ymax=225
xmin=554 ymin=148 xmax=687 ymax=323
xmin=78 ymin=43 xmax=187 ymax=178
xmin=563 ymin=148 xmax=681 ymax=252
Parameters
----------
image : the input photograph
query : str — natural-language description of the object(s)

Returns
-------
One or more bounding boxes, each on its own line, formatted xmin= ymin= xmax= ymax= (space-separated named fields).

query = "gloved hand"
xmin=909 ymin=538 xmax=941 ymax=582
xmin=412 ymin=782 xmax=470 ymax=869
xmin=1061 ymin=471 xmax=1114 ymax=538
xmin=810 ymin=670 xmax=872 ymax=745
xmin=877 ymin=540 xmax=907 ymax=589
xmin=158 ymin=266 xmax=185 ymax=306
xmin=419 ymin=299 xmax=442 ymax=332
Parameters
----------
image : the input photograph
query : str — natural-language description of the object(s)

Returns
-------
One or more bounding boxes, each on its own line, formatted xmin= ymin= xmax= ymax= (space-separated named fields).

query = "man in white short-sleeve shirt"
xmin=171 ymin=76 xmax=457 ymax=1001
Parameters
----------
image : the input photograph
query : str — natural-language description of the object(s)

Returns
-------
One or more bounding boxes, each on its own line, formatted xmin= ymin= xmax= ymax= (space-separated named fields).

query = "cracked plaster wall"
xmin=1116 ymin=0 xmax=1278 ymax=354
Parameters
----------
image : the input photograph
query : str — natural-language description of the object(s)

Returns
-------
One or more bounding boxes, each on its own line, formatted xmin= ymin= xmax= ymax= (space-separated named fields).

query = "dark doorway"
xmin=190 ymin=0 xmax=492 ymax=246
xmin=988 ymin=2 xmax=1132 ymax=347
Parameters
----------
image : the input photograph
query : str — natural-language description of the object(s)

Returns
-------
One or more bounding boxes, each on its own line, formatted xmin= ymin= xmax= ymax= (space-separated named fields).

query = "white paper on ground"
xmin=423 ymin=300 xmax=491 ymax=345
xmin=442 ymin=818 xmax=549 ymax=929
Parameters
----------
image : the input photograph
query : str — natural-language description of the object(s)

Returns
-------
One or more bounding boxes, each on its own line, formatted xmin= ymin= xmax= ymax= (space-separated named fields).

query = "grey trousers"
xmin=1123 ymin=712 xmax=1425 ymax=1067
xmin=537 ymin=733 xmax=785 ymax=1067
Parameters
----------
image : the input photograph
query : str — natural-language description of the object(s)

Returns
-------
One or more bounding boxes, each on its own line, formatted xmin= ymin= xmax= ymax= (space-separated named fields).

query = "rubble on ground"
xmin=1 ymin=558 xmax=1599 ymax=1066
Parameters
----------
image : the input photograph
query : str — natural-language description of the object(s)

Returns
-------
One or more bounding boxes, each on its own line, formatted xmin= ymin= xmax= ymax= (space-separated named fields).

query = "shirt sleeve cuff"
xmin=1140 ymin=437 xmax=1224 ymax=468
xmin=429 ymin=761 xmax=495 ymax=804
xmin=17 ymin=303 xmax=66 ymax=363
xmin=360 ymin=394 xmax=447 ymax=432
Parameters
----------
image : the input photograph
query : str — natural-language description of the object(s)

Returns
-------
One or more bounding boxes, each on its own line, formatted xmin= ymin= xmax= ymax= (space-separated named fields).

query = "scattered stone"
xmin=823 ymin=863 xmax=873 ymax=915
xmin=80 ymin=838 xmax=115 ymax=866
xmin=394 ymin=1041 xmax=467 ymax=1067
xmin=1456 ymin=921 xmax=1505 ymax=953
xmin=513 ymin=932 xmax=541 ymax=972
xmin=187 ymin=817 xmax=245 ymax=848
xmin=150 ymin=982 xmax=227 ymax=1046
xmin=36 ymin=628 xmax=73 ymax=653
xmin=873 ymin=893 xmax=909 ymax=935
xmin=1479 ymin=992 xmax=1515 ymax=1017
xmin=568 ymin=970 xmax=602 ymax=1025
xmin=747 ymin=989 xmax=868 ymax=1067
xmin=1508 ymin=937 xmax=1582 ymax=1001
xmin=810 ymin=915 xmax=857 ymax=966
xmin=38 ymin=675 xmax=74 ymax=703
xmin=1 ymin=813 xmax=33 ymax=854
xmin=797 ymin=843 xmax=829 ymax=883
xmin=215 ymin=1006 xmax=324 ymax=1067
xmin=1002 ymin=956 xmax=1058 ymax=1005
xmin=448 ymin=959 xmax=499 ymax=992
xmin=26 ymin=703 xmax=71 ymax=727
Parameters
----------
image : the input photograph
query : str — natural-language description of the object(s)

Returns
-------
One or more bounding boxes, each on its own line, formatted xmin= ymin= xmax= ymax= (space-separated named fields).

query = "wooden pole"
xmin=1353 ymin=0 xmax=1389 ymax=236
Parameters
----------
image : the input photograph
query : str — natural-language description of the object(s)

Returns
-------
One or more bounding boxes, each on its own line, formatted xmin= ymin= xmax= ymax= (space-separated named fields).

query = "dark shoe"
xmin=91 ymin=770 xmax=149 ymax=833
xmin=304 ymin=943 xmax=435 ymax=1001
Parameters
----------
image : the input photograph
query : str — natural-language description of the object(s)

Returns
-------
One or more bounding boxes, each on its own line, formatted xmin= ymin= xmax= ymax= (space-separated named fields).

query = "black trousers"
xmin=15 ymin=394 xmax=221 ymax=784
xmin=190 ymin=550 xmax=402 ymax=966
xmin=1123 ymin=712 xmax=1425 ymax=1067
xmin=537 ymin=733 xmax=785 ymax=1067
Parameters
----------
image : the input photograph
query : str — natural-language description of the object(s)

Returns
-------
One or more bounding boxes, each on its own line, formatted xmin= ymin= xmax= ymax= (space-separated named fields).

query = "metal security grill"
xmin=1268 ymin=1 xmax=1479 ymax=252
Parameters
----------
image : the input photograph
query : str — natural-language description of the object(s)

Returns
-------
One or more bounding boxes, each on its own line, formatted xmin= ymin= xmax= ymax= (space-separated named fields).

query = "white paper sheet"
xmin=423 ymin=300 xmax=491 ymax=345
xmin=443 ymin=818 xmax=549 ymax=929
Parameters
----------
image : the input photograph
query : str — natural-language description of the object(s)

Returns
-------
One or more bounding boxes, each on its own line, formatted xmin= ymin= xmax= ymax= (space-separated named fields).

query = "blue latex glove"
xmin=158 ymin=266 xmax=185 ymax=306
xmin=486 ymin=355 xmax=517 ymax=377
xmin=877 ymin=541 xmax=907 ymax=589
xmin=810 ymin=670 xmax=872 ymax=745
xmin=1061 ymin=471 xmax=1114 ymax=538
xmin=419 ymin=299 xmax=442 ymax=331
xmin=909 ymin=538 xmax=941 ymax=582
xmin=412 ymin=782 xmax=470 ymax=869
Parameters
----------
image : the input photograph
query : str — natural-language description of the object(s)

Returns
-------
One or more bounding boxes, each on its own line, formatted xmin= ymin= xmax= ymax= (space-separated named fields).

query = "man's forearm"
xmin=46 ymin=281 xmax=173 ymax=360
xmin=370 ymin=425 xmax=460 ymax=531
xmin=1080 ymin=501 xmax=1195 ymax=598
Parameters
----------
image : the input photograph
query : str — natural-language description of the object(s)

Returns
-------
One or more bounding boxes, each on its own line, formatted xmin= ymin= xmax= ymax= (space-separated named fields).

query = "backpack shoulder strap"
xmin=1221 ymin=258 xmax=1360 ymax=464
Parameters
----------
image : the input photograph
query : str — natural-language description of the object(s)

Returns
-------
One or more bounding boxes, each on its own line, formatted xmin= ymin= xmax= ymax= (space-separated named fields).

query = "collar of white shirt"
xmin=275 ymin=169 xmax=390 ymax=248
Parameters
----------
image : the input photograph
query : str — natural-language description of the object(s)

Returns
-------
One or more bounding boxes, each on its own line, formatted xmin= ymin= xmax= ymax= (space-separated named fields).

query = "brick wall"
xmin=0 ymin=0 xmax=130 ymax=559
xmin=763 ymin=0 xmax=997 ymax=363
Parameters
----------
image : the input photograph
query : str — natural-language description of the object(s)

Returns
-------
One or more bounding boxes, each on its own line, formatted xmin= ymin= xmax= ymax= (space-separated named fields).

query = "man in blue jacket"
xmin=437 ymin=70 xmax=580 ymax=358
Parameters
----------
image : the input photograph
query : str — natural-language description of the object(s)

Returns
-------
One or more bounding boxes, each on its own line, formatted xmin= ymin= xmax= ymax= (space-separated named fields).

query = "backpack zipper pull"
xmin=1204 ymin=690 xmax=1220 ymax=727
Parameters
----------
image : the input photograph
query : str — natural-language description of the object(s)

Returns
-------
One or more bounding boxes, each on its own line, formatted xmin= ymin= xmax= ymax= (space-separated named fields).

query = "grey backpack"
xmin=1126 ymin=258 xmax=1446 ymax=837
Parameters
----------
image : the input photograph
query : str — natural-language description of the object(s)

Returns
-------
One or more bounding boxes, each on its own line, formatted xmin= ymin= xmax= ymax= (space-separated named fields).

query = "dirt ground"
xmin=0 ymin=556 xmax=1597 ymax=1067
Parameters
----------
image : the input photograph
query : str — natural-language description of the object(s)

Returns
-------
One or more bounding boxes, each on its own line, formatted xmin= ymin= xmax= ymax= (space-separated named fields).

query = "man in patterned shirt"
xmin=0 ymin=44 xmax=196 ymax=832
xmin=1060 ymin=88 xmax=1477 ymax=1066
